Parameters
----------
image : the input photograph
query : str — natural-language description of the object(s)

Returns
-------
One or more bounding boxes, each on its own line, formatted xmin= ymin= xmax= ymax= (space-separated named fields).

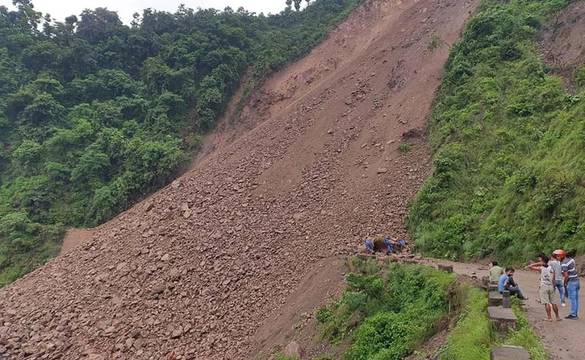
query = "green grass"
xmin=440 ymin=289 xmax=547 ymax=360
xmin=399 ymin=142 xmax=412 ymax=153
xmin=317 ymin=260 xmax=456 ymax=359
xmin=440 ymin=286 xmax=491 ymax=360
xmin=504 ymin=301 xmax=548 ymax=360
xmin=408 ymin=0 xmax=583 ymax=263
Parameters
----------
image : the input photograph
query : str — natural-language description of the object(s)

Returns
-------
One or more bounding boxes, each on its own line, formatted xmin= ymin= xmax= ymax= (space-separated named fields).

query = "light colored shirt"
xmin=549 ymin=260 xmax=563 ymax=282
xmin=489 ymin=266 xmax=504 ymax=283
xmin=540 ymin=266 xmax=554 ymax=288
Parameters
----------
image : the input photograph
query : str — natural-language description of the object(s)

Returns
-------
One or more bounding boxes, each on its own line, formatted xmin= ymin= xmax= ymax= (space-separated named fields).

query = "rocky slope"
xmin=0 ymin=0 xmax=478 ymax=358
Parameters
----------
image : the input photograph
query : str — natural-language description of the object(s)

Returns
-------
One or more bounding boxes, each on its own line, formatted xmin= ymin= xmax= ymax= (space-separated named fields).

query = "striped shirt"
xmin=562 ymin=258 xmax=579 ymax=281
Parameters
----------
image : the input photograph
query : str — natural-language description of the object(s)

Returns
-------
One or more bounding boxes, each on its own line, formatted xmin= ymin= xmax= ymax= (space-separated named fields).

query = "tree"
xmin=294 ymin=0 xmax=303 ymax=11
xmin=76 ymin=8 xmax=124 ymax=44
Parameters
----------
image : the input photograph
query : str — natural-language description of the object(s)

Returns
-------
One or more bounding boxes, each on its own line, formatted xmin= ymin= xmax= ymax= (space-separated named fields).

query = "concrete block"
xmin=488 ymin=306 xmax=517 ymax=332
xmin=491 ymin=346 xmax=530 ymax=360
xmin=488 ymin=291 xmax=503 ymax=306
xmin=437 ymin=264 xmax=453 ymax=273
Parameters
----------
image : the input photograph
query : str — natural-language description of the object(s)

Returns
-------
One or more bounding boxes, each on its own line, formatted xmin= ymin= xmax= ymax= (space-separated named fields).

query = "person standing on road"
xmin=529 ymin=255 xmax=562 ymax=321
xmin=551 ymin=250 xmax=567 ymax=307
xmin=561 ymin=250 xmax=580 ymax=320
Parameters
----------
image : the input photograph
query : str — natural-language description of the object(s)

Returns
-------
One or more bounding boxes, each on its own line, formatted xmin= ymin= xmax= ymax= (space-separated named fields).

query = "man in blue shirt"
xmin=498 ymin=268 xmax=526 ymax=300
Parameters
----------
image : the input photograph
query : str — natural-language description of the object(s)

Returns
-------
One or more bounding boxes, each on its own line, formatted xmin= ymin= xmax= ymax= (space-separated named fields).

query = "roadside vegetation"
xmin=316 ymin=259 xmax=456 ymax=359
xmin=0 ymin=0 xmax=361 ymax=285
xmin=408 ymin=0 xmax=584 ymax=262
xmin=439 ymin=288 xmax=546 ymax=360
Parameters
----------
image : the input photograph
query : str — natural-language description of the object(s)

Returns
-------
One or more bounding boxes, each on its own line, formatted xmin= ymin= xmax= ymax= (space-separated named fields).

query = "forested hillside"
xmin=0 ymin=0 xmax=359 ymax=285
xmin=409 ymin=0 xmax=584 ymax=262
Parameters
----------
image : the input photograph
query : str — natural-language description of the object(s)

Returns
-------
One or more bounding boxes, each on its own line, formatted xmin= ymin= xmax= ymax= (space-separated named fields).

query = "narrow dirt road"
xmin=425 ymin=259 xmax=585 ymax=360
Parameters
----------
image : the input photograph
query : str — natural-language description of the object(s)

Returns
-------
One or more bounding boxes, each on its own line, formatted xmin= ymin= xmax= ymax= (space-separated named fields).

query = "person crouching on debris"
xmin=498 ymin=267 xmax=527 ymax=300
xmin=364 ymin=236 xmax=394 ymax=255
xmin=528 ymin=255 xmax=561 ymax=322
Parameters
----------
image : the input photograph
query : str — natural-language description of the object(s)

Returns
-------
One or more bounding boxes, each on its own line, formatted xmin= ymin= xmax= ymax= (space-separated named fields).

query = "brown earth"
xmin=60 ymin=229 xmax=95 ymax=255
xmin=0 ymin=0 xmax=479 ymax=359
xmin=540 ymin=0 xmax=585 ymax=90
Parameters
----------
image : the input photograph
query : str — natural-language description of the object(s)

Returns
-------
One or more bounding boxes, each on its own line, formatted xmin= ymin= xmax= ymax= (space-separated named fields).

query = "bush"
xmin=317 ymin=261 xmax=455 ymax=358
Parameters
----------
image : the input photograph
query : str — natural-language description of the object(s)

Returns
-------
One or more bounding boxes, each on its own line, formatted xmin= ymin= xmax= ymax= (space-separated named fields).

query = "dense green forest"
xmin=409 ymin=0 xmax=584 ymax=262
xmin=0 ymin=0 xmax=360 ymax=285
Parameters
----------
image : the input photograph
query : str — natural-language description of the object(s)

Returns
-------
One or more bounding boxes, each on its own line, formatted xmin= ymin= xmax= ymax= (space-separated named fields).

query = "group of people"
xmin=489 ymin=249 xmax=580 ymax=321
xmin=364 ymin=235 xmax=408 ymax=255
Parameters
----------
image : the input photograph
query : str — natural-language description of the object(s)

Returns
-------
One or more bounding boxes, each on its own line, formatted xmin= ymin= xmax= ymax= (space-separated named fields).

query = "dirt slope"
xmin=540 ymin=0 xmax=585 ymax=90
xmin=0 ymin=0 xmax=478 ymax=359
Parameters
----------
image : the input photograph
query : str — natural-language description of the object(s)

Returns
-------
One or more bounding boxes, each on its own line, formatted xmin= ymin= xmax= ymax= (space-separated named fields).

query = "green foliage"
xmin=317 ymin=260 xmax=455 ymax=359
xmin=398 ymin=142 xmax=411 ymax=153
xmin=439 ymin=287 xmax=490 ymax=360
xmin=0 ymin=0 xmax=361 ymax=284
xmin=439 ymin=286 xmax=546 ymax=360
xmin=408 ymin=0 xmax=583 ymax=262
xmin=504 ymin=300 xmax=547 ymax=360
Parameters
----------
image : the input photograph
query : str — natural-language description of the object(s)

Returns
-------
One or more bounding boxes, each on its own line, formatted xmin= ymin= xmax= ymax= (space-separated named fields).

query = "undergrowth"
xmin=439 ymin=286 xmax=491 ymax=360
xmin=317 ymin=259 xmax=455 ymax=359
xmin=408 ymin=0 xmax=584 ymax=262
xmin=439 ymin=288 xmax=547 ymax=360
xmin=504 ymin=300 xmax=547 ymax=360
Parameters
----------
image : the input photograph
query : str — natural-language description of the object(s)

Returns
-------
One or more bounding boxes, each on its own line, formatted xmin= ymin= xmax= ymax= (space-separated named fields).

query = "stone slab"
xmin=488 ymin=306 xmax=517 ymax=332
xmin=491 ymin=346 xmax=531 ymax=360
xmin=437 ymin=264 xmax=453 ymax=273
xmin=488 ymin=291 xmax=503 ymax=306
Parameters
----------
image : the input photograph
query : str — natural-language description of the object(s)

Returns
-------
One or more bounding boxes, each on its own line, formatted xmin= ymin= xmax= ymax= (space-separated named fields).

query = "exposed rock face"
xmin=0 ymin=0 xmax=478 ymax=358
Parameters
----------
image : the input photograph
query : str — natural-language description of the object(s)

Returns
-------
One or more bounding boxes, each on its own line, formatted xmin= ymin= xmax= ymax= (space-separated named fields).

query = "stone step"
xmin=491 ymin=345 xmax=531 ymax=360
xmin=488 ymin=282 xmax=499 ymax=291
xmin=488 ymin=306 xmax=517 ymax=332
xmin=488 ymin=291 xmax=503 ymax=306
xmin=437 ymin=264 xmax=453 ymax=273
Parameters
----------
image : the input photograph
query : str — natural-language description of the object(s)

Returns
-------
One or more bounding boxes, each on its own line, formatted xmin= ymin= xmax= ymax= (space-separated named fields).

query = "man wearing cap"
xmin=560 ymin=249 xmax=580 ymax=320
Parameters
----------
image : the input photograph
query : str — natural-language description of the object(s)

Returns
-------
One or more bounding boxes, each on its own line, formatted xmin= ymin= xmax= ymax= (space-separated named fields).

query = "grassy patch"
xmin=440 ymin=286 xmax=491 ymax=360
xmin=399 ymin=142 xmax=412 ymax=153
xmin=317 ymin=259 xmax=456 ymax=359
xmin=428 ymin=34 xmax=444 ymax=51
xmin=440 ymin=289 xmax=547 ymax=360
xmin=504 ymin=301 xmax=547 ymax=360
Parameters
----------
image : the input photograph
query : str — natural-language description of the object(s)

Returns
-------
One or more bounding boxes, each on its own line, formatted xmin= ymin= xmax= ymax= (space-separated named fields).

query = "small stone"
xmin=161 ymin=254 xmax=170 ymax=262
xmin=377 ymin=168 xmax=388 ymax=174
xmin=171 ymin=328 xmax=183 ymax=339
